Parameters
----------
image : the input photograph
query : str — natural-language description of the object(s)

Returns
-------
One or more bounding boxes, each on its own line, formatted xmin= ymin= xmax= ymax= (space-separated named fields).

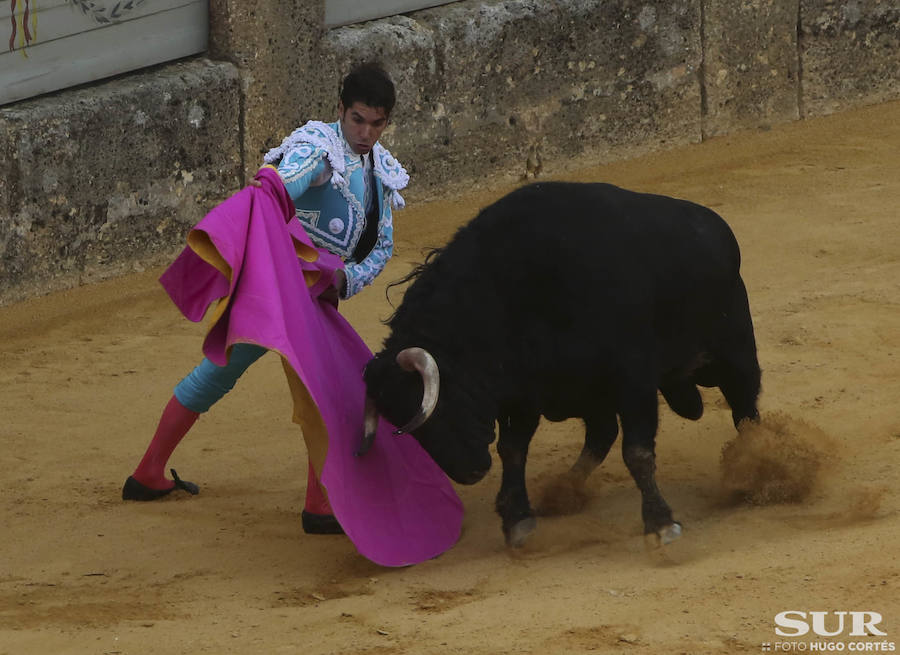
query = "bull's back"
xmin=469 ymin=182 xmax=741 ymax=301
xmin=396 ymin=181 xmax=745 ymax=356
xmin=448 ymin=183 xmax=745 ymax=376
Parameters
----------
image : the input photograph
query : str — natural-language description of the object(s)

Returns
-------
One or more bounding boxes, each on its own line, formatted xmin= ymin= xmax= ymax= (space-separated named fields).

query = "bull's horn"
xmin=394 ymin=347 xmax=440 ymax=434
xmin=356 ymin=395 xmax=380 ymax=457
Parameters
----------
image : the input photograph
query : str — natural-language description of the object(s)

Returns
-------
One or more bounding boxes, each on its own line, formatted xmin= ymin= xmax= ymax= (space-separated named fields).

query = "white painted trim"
xmin=325 ymin=0 xmax=458 ymax=28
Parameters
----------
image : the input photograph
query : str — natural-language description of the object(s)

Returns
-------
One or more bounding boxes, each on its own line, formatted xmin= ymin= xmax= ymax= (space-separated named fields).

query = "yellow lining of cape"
xmin=281 ymin=358 xmax=329 ymax=478
xmin=187 ymin=228 xmax=232 ymax=278
xmin=187 ymin=229 xmax=234 ymax=335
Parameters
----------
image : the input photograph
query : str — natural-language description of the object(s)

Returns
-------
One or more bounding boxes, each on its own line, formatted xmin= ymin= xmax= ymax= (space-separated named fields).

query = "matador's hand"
xmin=319 ymin=269 xmax=346 ymax=308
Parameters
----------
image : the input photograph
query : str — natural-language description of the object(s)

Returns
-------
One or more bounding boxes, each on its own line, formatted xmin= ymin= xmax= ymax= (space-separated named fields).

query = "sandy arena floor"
xmin=1 ymin=101 xmax=898 ymax=655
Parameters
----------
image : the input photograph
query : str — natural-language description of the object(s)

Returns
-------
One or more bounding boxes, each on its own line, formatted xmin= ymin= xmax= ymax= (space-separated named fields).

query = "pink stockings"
xmin=130 ymin=395 xmax=334 ymax=516
xmin=131 ymin=395 xmax=199 ymax=490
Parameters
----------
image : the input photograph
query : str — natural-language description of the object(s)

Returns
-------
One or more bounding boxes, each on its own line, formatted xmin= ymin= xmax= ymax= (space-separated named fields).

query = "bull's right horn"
xmin=394 ymin=347 xmax=440 ymax=435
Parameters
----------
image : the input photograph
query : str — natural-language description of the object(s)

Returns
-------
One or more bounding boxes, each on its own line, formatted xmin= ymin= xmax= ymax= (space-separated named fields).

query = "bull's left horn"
xmin=356 ymin=396 xmax=379 ymax=457
xmin=394 ymin=347 xmax=440 ymax=434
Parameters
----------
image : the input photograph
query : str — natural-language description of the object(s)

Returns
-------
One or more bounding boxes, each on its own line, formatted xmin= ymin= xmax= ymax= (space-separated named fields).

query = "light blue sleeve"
xmin=275 ymin=144 xmax=329 ymax=204
xmin=341 ymin=204 xmax=394 ymax=299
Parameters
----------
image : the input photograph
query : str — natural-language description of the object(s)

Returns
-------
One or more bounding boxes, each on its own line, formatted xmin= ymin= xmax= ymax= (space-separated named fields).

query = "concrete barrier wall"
xmin=323 ymin=1 xmax=703 ymax=192
xmin=801 ymin=0 xmax=900 ymax=116
xmin=1 ymin=0 xmax=898 ymax=305
xmin=0 ymin=60 xmax=242 ymax=305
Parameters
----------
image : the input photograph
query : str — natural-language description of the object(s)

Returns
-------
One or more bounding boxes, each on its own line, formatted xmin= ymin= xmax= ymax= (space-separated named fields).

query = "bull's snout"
xmin=449 ymin=465 xmax=490 ymax=485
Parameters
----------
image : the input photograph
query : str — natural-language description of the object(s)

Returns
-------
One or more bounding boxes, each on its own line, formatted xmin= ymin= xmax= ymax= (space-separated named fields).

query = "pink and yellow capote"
xmin=159 ymin=167 xmax=463 ymax=566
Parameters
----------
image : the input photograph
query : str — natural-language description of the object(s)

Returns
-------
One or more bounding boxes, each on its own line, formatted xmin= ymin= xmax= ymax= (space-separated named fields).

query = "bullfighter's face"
xmin=338 ymin=101 xmax=388 ymax=156
xmin=364 ymin=353 xmax=495 ymax=485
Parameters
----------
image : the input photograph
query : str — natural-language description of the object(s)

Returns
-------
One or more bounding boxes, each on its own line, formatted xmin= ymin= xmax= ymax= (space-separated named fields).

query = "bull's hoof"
xmin=645 ymin=522 xmax=683 ymax=548
xmin=659 ymin=522 xmax=682 ymax=544
xmin=505 ymin=517 xmax=537 ymax=548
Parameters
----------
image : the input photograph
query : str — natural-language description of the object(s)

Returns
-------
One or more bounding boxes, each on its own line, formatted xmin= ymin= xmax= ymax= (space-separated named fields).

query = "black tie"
xmin=352 ymin=154 xmax=379 ymax=262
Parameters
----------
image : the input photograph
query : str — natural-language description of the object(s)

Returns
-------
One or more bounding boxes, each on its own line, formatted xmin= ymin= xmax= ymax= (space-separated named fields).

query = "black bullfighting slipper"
xmin=301 ymin=510 xmax=344 ymax=535
xmin=122 ymin=468 xmax=199 ymax=501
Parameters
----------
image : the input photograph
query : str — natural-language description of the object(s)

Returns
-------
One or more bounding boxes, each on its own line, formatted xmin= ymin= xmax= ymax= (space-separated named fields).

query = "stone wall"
xmin=800 ymin=0 xmax=900 ymax=116
xmin=0 ymin=60 xmax=242 ymax=305
xmin=701 ymin=0 xmax=801 ymax=137
xmin=324 ymin=1 xmax=703 ymax=192
xmin=1 ymin=0 xmax=898 ymax=305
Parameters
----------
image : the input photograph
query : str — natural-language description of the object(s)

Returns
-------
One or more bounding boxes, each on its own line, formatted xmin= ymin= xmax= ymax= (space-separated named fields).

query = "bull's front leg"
xmin=619 ymin=387 xmax=682 ymax=546
xmin=495 ymin=411 xmax=540 ymax=547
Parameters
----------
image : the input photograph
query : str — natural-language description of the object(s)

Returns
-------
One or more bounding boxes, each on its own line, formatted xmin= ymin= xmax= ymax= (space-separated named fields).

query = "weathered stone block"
xmin=208 ymin=0 xmax=332 ymax=174
xmin=0 ymin=59 xmax=242 ymax=305
xmin=702 ymin=0 xmax=801 ymax=137
xmin=800 ymin=0 xmax=900 ymax=116
xmin=324 ymin=0 xmax=703 ymax=196
xmin=433 ymin=0 xmax=702 ymax=180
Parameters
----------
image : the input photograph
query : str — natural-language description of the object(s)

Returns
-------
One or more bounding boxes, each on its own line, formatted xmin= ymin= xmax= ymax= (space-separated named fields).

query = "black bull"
xmin=362 ymin=182 xmax=761 ymax=547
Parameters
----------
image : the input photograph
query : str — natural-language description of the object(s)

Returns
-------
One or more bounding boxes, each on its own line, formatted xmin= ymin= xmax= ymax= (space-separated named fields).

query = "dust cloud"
xmin=535 ymin=471 xmax=591 ymax=517
xmin=719 ymin=411 xmax=835 ymax=505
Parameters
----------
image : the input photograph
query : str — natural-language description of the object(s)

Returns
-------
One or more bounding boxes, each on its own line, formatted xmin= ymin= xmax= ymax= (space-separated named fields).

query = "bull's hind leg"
xmin=709 ymin=278 xmax=762 ymax=427
xmin=618 ymin=384 xmax=682 ymax=545
xmin=495 ymin=410 xmax=540 ymax=547
xmin=716 ymin=354 xmax=761 ymax=427
xmin=570 ymin=411 xmax=619 ymax=481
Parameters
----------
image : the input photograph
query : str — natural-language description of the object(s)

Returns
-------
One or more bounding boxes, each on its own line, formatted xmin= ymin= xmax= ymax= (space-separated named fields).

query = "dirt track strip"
xmin=1 ymin=101 xmax=898 ymax=655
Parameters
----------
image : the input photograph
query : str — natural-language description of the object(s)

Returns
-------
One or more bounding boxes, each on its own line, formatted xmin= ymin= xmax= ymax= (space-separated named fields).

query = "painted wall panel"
xmin=1 ymin=0 xmax=208 ymax=105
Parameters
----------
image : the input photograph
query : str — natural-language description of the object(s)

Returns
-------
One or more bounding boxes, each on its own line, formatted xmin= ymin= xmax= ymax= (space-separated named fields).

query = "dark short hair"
xmin=340 ymin=62 xmax=396 ymax=116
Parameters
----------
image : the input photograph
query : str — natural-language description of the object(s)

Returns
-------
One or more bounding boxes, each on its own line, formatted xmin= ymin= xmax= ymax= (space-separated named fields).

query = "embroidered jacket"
xmin=262 ymin=120 xmax=409 ymax=299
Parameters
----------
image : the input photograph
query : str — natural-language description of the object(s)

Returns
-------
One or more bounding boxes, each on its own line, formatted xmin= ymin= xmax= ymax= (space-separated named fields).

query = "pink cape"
xmin=159 ymin=167 xmax=463 ymax=567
